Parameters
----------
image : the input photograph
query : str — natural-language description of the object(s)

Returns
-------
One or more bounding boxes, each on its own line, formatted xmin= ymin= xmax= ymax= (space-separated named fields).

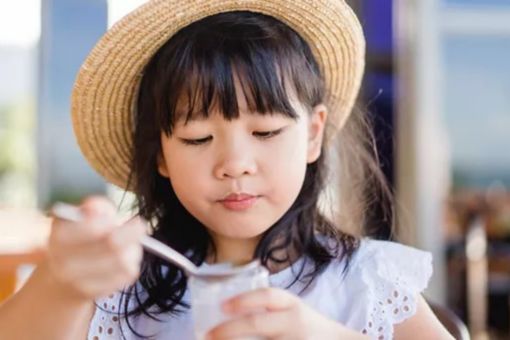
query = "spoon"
xmin=50 ymin=202 xmax=260 ymax=279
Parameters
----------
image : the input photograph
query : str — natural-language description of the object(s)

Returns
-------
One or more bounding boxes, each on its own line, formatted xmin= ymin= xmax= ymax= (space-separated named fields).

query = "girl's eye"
xmin=180 ymin=136 xmax=212 ymax=146
xmin=179 ymin=128 xmax=284 ymax=145
xmin=253 ymin=128 xmax=284 ymax=139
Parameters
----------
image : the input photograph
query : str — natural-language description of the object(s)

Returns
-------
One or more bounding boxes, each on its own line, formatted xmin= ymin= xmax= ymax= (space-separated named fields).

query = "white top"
xmin=87 ymin=239 xmax=432 ymax=340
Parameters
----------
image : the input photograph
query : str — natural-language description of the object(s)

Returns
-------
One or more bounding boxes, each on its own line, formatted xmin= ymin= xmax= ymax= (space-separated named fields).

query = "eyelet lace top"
xmin=87 ymin=239 xmax=432 ymax=340
xmin=354 ymin=240 xmax=432 ymax=339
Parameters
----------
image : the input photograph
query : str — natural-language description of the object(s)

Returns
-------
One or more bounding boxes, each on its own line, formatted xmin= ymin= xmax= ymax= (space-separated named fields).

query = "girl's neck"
xmin=206 ymin=233 xmax=260 ymax=266
xmin=206 ymin=233 xmax=301 ymax=274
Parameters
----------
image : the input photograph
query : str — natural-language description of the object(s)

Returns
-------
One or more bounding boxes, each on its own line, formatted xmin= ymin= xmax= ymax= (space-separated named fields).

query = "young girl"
xmin=0 ymin=1 xmax=453 ymax=339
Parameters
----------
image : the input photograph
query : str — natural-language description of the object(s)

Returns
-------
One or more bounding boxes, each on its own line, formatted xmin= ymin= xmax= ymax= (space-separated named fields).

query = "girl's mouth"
xmin=219 ymin=193 xmax=259 ymax=211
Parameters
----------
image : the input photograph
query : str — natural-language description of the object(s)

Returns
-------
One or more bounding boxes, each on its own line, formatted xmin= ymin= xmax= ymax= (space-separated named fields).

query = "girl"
xmin=0 ymin=1 xmax=453 ymax=339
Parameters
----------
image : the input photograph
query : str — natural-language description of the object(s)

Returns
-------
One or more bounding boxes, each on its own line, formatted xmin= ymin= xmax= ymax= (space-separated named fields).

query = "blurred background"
xmin=0 ymin=0 xmax=509 ymax=339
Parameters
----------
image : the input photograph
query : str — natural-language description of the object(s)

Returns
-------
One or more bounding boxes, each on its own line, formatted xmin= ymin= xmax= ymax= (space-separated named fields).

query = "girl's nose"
xmin=213 ymin=146 xmax=257 ymax=179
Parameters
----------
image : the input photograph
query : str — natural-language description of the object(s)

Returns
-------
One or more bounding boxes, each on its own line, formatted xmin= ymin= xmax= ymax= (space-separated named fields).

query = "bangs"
xmin=142 ymin=11 xmax=324 ymax=134
xmin=171 ymin=54 xmax=299 ymax=126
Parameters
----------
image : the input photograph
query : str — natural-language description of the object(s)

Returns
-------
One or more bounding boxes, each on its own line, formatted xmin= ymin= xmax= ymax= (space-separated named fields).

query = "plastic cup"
xmin=189 ymin=261 xmax=269 ymax=340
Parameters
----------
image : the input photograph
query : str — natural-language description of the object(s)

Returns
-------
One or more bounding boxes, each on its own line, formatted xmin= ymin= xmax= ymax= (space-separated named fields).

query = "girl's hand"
xmin=45 ymin=196 xmax=146 ymax=302
xmin=206 ymin=287 xmax=368 ymax=340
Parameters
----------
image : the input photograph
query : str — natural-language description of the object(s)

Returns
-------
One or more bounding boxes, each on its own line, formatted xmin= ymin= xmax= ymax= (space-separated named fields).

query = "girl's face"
xmin=157 ymin=78 xmax=327 ymax=253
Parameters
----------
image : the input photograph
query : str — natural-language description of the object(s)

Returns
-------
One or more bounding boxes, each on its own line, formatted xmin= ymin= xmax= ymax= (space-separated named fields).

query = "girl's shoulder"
xmin=345 ymin=238 xmax=433 ymax=298
xmin=329 ymin=238 xmax=433 ymax=338
xmin=315 ymin=237 xmax=433 ymax=292
xmin=349 ymin=238 xmax=433 ymax=281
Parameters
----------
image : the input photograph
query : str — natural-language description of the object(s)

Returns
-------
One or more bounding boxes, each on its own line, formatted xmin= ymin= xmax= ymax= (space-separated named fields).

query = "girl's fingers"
xmin=50 ymin=215 xmax=146 ymax=254
xmin=50 ymin=217 xmax=146 ymax=276
xmin=50 ymin=218 xmax=113 ymax=245
xmin=79 ymin=196 xmax=117 ymax=221
xmin=57 ymin=242 xmax=142 ymax=279
xmin=207 ymin=310 xmax=291 ymax=340
xmin=51 ymin=200 xmax=116 ymax=245
xmin=48 ymin=238 xmax=143 ymax=300
xmin=222 ymin=287 xmax=298 ymax=314
xmin=103 ymin=216 xmax=147 ymax=250
xmin=46 ymin=200 xmax=147 ymax=300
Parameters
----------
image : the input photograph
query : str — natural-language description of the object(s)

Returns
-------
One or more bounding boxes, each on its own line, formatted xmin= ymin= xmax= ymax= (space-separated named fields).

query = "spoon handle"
xmin=50 ymin=202 xmax=199 ymax=275
xmin=139 ymin=235 xmax=198 ymax=275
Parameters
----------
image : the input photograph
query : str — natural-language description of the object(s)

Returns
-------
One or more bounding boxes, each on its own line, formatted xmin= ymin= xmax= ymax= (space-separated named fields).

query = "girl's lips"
xmin=219 ymin=194 xmax=259 ymax=211
xmin=221 ymin=193 xmax=256 ymax=201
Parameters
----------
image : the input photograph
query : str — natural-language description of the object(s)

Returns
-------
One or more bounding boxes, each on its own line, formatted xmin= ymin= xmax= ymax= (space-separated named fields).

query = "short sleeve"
xmin=87 ymin=293 xmax=130 ymax=340
xmin=346 ymin=239 xmax=433 ymax=340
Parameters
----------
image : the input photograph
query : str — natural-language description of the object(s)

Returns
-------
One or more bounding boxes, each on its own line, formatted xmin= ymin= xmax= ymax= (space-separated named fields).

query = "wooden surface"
xmin=0 ymin=208 xmax=51 ymax=302
xmin=0 ymin=269 xmax=16 ymax=302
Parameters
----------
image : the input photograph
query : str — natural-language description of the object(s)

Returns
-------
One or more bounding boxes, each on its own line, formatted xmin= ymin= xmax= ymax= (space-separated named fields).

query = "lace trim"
xmin=360 ymin=277 xmax=417 ymax=339
xmin=358 ymin=241 xmax=433 ymax=340
xmin=88 ymin=294 xmax=122 ymax=340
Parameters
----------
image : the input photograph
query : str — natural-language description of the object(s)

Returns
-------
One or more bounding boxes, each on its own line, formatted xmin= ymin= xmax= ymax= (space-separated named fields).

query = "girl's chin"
xmin=206 ymin=224 xmax=272 ymax=240
xmin=216 ymin=229 xmax=268 ymax=240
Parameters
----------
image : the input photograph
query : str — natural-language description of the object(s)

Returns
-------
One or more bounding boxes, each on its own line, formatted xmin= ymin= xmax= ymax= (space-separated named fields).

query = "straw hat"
xmin=71 ymin=0 xmax=366 ymax=190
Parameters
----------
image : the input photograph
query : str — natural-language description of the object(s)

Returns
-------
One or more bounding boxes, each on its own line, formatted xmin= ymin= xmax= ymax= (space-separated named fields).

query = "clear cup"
xmin=189 ymin=260 xmax=269 ymax=340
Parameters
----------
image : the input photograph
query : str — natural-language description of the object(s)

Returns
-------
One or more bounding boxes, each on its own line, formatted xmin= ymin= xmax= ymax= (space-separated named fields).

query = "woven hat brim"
xmin=71 ymin=0 xmax=366 ymax=190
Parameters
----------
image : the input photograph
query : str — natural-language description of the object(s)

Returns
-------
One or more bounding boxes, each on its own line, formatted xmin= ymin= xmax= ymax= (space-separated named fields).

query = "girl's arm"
xmin=0 ymin=262 xmax=95 ymax=340
xmin=0 ymin=197 xmax=145 ymax=340
xmin=394 ymin=295 xmax=455 ymax=340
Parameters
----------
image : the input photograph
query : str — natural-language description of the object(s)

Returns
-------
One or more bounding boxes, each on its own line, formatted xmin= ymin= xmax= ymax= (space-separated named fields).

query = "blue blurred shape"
xmin=38 ymin=0 xmax=108 ymax=206
xmin=442 ymin=35 xmax=510 ymax=188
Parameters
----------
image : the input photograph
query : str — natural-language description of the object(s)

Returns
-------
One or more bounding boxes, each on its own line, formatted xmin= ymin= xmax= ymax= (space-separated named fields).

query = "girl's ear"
xmin=307 ymin=104 xmax=328 ymax=163
xmin=157 ymin=152 xmax=170 ymax=178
